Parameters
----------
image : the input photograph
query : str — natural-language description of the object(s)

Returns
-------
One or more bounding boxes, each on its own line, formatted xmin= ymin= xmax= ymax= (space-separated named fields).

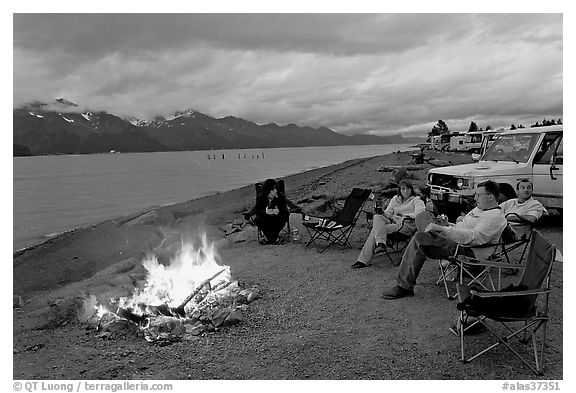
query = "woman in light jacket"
xmin=352 ymin=179 xmax=425 ymax=268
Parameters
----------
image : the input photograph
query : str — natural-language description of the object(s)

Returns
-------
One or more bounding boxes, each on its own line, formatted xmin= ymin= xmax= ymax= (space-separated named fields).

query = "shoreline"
xmin=14 ymin=146 xmax=415 ymax=253
xmin=12 ymin=148 xmax=564 ymax=380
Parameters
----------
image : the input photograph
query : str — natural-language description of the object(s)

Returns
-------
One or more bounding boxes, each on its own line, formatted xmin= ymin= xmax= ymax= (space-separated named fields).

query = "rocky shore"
xmin=12 ymin=149 xmax=563 ymax=380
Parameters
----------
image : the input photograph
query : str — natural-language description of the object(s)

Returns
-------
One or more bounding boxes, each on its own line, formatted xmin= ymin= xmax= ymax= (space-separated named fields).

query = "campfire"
xmin=88 ymin=233 xmax=259 ymax=344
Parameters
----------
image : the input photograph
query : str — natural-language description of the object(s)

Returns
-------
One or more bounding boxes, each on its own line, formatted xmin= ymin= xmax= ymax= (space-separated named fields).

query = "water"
xmin=13 ymin=144 xmax=412 ymax=251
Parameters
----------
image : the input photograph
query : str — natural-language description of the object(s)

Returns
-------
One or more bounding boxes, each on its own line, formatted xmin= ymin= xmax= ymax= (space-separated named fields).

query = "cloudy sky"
xmin=13 ymin=13 xmax=562 ymax=137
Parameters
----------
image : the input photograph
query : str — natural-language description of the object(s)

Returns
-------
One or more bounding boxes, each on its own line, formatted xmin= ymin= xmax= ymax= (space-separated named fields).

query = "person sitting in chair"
xmin=499 ymin=180 xmax=546 ymax=239
xmin=244 ymin=178 xmax=299 ymax=244
xmin=352 ymin=180 xmax=425 ymax=268
xmin=381 ymin=180 xmax=507 ymax=299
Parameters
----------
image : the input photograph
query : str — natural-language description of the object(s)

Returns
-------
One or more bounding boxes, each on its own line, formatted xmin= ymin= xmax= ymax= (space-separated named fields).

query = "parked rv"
xmin=430 ymin=132 xmax=460 ymax=151
xmin=449 ymin=135 xmax=466 ymax=151
xmin=427 ymin=125 xmax=563 ymax=218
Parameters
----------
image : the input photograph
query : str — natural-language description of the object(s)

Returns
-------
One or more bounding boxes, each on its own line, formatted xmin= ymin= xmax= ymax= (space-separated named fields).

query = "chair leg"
xmin=437 ymin=260 xmax=458 ymax=299
xmin=460 ymin=310 xmax=466 ymax=362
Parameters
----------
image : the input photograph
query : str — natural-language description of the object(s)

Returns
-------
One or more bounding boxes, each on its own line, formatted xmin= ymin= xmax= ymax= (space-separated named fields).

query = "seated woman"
xmin=352 ymin=179 xmax=425 ymax=268
xmin=245 ymin=178 xmax=298 ymax=244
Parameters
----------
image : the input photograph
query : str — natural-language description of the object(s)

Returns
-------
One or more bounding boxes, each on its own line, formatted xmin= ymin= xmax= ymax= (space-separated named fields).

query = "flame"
xmin=118 ymin=233 xmax=231 ymax=314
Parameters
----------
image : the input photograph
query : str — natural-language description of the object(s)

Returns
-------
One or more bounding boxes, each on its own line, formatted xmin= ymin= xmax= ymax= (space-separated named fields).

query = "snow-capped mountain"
xmin=14 ymin=99 xmax=422 ymax=156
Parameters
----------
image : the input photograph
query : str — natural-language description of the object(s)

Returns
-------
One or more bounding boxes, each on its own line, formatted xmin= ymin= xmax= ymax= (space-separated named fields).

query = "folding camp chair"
xmin=499 ymin=212 xmax=538 ymax=265
xmin=436 ymin=224 xmax=521 ymax=300
xmin=302 ymin=188 xmax=372 ymax=253
xmin=243 ymin=179 xmax=299 ymax=244
xmin=379 ymin=217 xmax=416 ymax=265
xmin=454 ymin=231 xmax=558 ymax=375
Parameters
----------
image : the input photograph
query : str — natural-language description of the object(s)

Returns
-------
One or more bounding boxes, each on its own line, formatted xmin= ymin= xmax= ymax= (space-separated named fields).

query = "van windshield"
xmin=482 ymin=133 xmax=539 ymax=163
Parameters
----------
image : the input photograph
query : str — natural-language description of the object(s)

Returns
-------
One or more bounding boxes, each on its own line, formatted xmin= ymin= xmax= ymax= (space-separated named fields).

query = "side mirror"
xmin=471 ymin=153 xmax=481 ymax=162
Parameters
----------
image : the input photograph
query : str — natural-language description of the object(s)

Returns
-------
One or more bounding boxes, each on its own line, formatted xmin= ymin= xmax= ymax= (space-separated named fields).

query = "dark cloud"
xmin=13 ymin=13 xmax=562 ymax=136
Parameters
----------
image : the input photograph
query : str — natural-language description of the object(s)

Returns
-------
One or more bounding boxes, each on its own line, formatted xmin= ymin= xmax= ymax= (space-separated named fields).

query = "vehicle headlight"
xmin=428 ymin=173 xmax=433 ymax=183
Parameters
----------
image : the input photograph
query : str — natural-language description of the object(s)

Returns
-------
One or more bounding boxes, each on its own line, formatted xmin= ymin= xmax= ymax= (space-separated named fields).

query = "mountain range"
xmin=13 ymin=99 xmax=423 ymax=156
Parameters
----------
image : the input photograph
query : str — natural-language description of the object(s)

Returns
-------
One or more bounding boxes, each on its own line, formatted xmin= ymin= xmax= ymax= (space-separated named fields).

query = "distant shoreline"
xmin=13 ymin=141 xmax=422 ymax=158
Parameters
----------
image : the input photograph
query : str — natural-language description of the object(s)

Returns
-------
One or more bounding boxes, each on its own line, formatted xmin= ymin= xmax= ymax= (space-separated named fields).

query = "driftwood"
xmin=116 ymin=307 xmax=148 ymax=325
xmin=377 ymin=165 xmax=425 ymax=172
xmin=115 ymin=268 xmax=227 ymax=323
xmin=176 ymin=269 xmax=227 ymax=311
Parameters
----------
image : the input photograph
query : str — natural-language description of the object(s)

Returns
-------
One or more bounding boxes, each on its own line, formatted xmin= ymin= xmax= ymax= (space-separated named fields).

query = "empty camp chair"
xmin=302 ymin=188 xmax=372 ymax=253
xmin=454 ymin=231 xmax=558 ymax=375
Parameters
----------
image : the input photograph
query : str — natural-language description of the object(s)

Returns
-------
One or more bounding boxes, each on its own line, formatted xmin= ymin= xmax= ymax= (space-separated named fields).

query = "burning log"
xmin=116 ymin=307 xmax=148 ymax=325
xmin=175 ymin=268 xmax=227 ymax=312
xmin=116 ymin=268 xmax=227 ymax=323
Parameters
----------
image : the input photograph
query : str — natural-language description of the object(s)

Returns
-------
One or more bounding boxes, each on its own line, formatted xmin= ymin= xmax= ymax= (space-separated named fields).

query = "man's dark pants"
xmin=396 ymin=231 xmax=472 ymax=290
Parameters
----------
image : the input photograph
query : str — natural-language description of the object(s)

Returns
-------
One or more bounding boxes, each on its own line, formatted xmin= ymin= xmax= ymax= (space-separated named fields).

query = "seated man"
xmin=499 ymin=180 xmax=547 ymax=239
xmin=381 ymin=180 xmax=507 ymax=300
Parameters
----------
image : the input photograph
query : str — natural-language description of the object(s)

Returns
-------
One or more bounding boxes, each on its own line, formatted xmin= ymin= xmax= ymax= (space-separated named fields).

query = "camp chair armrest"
xmin=449 ymin=256 xmax=525 ymax=270
xmin=505 ymin=212 xmax=536 ymax=226
xmin=455 ymin=242 xmax=503 ymax=254
xmin=302 ymin=213 xmax=334 ymax=221
xmin=470 ymin=288 xmax=551 ymax=298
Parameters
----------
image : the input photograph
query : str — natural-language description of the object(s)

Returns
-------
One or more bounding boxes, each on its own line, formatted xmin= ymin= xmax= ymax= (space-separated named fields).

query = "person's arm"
xmin=506 ymin=213 xmax=538 ymax=224
xmin=252 ymin=197 xmax=268 ymax=216
xmin=245 ymin=198 xmax=266 ymax=219
xmin=384 ymin=197 xmax=396 ymax=218
xmin=443 ymin=212 xmax=505 ymax=246
xmin=405 ymin=197 xmax=425 ymax=219
xmin=504 ymin=199 xmax=544 ymax=224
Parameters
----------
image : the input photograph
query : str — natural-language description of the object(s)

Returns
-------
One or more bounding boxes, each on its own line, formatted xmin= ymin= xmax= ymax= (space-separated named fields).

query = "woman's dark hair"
xmin=261 ymin=178 xmax=278 ymax=197
xmin=397 ymin=179 xmax=415 ymax=200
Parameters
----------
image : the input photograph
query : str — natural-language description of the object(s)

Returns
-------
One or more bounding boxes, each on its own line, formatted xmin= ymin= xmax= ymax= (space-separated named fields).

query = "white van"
xmin=463 ymin=131 xmax=484 ymax=153
xmin=427 ymin=125 xmax=563 ymax=214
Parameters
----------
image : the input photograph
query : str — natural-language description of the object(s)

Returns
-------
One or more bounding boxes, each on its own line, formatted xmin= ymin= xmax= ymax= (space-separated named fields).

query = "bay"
xmin=13 ymin=144 xmax=412 ymax=251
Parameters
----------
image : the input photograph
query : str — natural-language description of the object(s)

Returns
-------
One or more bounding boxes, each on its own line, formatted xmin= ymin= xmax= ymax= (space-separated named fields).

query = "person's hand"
xmin=265 ymin=207 xmax=273 ymax=215
xmin=455 ymin=213 xmax=466 ymax=223
xmin=272 ymin=208 xmax=280 ymax=215
xmin=425 ymin=223 xmax=443 ymax=234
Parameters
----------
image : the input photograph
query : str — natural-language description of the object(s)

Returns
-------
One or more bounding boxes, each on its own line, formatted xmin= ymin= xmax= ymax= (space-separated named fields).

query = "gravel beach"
xmin=13 ymin=149 xmax=563 ymax=380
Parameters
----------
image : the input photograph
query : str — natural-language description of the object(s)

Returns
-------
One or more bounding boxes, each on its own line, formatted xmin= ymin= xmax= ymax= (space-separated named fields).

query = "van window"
xmin=555 ymin=139 xmax=563 ymax=165
xmin=483 ymin=133 xmax=539 ymax=163
xmin=535 ymin=133 xmax=562 ymax=164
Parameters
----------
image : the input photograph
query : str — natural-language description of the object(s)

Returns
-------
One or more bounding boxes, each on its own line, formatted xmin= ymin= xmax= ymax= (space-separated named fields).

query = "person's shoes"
xmin=351 ymin=261 xmax=370 ymax=269
xmin=275 ymin=237 xmax=286 ymax=245
xmin=381 ymin=285 xmax=414 ymax=300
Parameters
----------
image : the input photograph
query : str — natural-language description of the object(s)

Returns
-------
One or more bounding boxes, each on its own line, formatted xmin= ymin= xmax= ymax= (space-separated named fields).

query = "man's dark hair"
xmin=516 ymin=179 xmax=533 ymax=190
xmin=477 ymin=180 xmax=500 ymax=199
